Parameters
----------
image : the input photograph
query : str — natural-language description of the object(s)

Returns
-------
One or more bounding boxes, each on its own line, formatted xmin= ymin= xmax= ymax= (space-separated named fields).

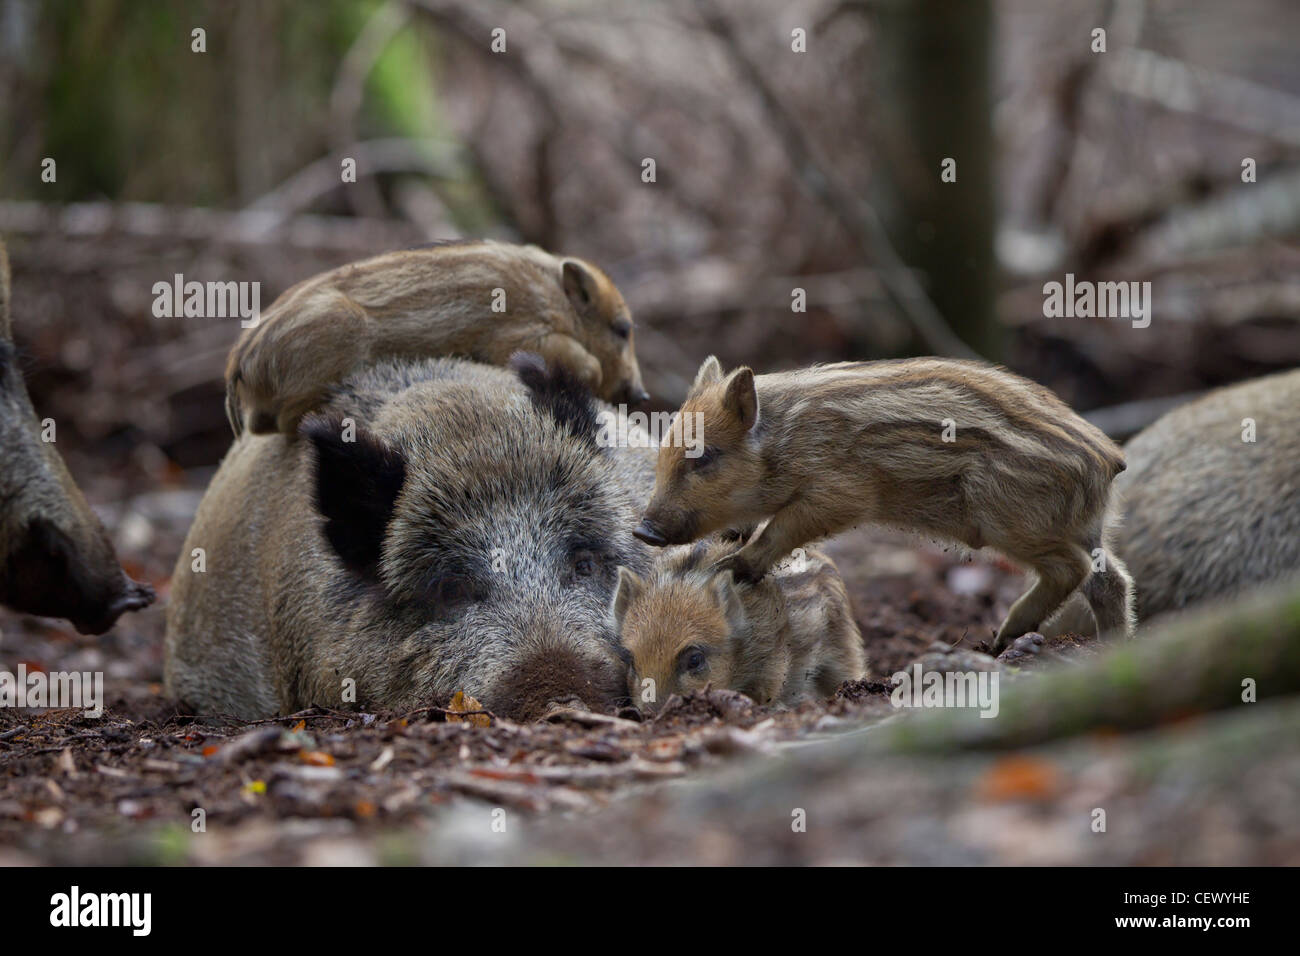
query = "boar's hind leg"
xmin=1041 ymin=593 xmax=1098 ymax=638
xmin=992 ymin=545 xmax=1090 ymax=654
xmin=1080 ymin=539 xmax=1136 ymax=639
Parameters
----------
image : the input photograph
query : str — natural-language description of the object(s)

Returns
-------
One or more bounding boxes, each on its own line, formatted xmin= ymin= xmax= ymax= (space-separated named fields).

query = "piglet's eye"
xmin=679 ymin=648 xmax=708 ymax=674
xmin=692 ymin=447 xmax=718 ymax=468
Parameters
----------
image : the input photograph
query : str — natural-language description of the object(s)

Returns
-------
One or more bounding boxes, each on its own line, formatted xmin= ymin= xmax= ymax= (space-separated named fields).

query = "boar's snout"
xmin=485 ymin=640 xmax=630 ymax=722
xmin=80 ymin=575 xmax=156 ymax=635
xmin=2 ymin=516 xmax=156 ymax=635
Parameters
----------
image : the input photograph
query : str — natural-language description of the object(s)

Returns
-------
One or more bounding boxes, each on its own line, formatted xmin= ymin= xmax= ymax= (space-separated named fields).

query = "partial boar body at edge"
xmin=1117 ymin=368 xmax=1300 ymax=621
xmin=0 ymin=237 xmax=154 ymax=634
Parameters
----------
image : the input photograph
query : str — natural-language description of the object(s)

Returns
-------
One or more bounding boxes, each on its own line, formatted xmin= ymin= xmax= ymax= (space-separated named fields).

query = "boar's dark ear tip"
xmin=298 ymin=412 xmax=333 ymax=443
xmin=300 ymin=412 xmax=406 ymax=577
xmin=510 ymin=351 xmax=600 ymax=443
xmin=508 ymin=350 xmax=548 ymax=386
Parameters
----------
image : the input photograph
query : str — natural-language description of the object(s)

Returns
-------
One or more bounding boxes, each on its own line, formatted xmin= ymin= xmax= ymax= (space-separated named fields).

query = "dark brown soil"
xmin=0 ymin=512 xmax=1071 ymax=863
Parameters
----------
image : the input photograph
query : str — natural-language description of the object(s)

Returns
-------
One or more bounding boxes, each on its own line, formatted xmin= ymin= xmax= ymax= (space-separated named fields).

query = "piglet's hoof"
xmin=997 ymin=632 xmax=1047 ymax=664
xmin=710 ymin=552 xmax=763 ymax=585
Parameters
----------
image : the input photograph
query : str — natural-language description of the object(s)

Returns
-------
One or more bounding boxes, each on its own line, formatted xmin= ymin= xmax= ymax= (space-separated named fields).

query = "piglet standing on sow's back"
xmin=634 ymin=356 xmax=1134 ymax=654
xmin=225 ymin=240 xmax=649 ymax=437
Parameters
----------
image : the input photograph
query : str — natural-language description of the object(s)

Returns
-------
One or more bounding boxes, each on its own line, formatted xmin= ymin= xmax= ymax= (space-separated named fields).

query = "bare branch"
xmin=691 ymin=0 xmax=983 ymax=360
xmin=330 ymin=0 xmax=414 ymax=219
xmin=0 ymin=200 xmax=423 ymax=253
xmin=246 ymin=138 xmax=464 ymax=220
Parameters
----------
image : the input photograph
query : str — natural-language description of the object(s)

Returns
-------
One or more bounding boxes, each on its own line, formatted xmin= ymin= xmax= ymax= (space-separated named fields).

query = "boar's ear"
xmin=689 ymin=355 xmax=724 ymax=397
xmin=561 ymin=259 xmax=600 ymax=313
xmin=712 ymin=571 xmax=747 ymax=634
xmin=722 ymin=367 xmax=758 ymax=431
xmin=509 ymin=351 xmax=600 ymax=444
xmin=611 ymin=566 xmax=645 ymax=628
xmin=301 ymin=414 xmax=407 ymax=576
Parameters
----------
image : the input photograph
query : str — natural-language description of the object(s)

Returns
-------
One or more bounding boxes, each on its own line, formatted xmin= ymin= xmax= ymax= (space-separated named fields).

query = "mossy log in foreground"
xmin=883 ymin=574 xmax=1300 ymax=753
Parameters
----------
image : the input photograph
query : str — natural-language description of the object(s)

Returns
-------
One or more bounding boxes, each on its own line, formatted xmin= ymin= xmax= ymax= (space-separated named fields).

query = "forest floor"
xmin=0 ymin=234 xmax=1295 ymax=865
xmin=0 ymin=499 xmax=1069 ymax=866
xmin=5 ymin=496 xmax=1291 ymax=866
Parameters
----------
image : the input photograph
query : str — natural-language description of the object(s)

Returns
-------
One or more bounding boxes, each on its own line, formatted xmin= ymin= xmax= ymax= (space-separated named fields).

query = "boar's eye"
xmin=612 ymin=316 xmax=632 ymax=340
xmin=433 ymin=575 xmax=476 ymax=606
xmin=678 ymin=647 xmax=708 ymax=675
xmin=570 ymin=549 xmax=601 ymax=578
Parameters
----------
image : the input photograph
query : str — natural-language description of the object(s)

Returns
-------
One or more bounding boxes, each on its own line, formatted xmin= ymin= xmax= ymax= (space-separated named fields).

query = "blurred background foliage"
xmin=5 ymin=0 xmax=445 ymax=205
xmin=1 ymin=0 xmax=1298 ymax=478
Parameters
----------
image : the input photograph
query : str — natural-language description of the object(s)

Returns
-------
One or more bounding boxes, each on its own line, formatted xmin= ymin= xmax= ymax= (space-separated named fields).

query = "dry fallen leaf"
xmin=29 ymin=806 xmax=64 ymax=829
xmin=299 ymin=750 xmax=336 ymax=767
xmin=445 ymin=690 xmax=491 ymax=728
xmin=369 ymin=746 xmax=394 ymax=773
xmin=976 ymin=755 xmax=1061 ymax=802
xmin=646 ymin=737 xmax=686 ymax=761
xmin=468 ymin=767 xmax=541 ymax=784
xmin=55 ymin=748 xmax=77 ymax=777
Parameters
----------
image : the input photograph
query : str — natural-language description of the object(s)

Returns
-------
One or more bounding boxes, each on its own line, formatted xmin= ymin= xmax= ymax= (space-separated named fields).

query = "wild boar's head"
xmin=297 ymin=355 xmax=652 ymax=720
xmin=0 ymin=239 xmax=155 ymax=634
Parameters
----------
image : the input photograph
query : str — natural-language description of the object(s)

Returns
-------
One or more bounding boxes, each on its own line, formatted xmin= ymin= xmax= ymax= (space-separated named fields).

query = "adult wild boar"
xmin=1047 ymin=368 xmax=1300 ymax=635
xmin=0 ymin=238 xmax=154 ymax=634
xmin=165 ymin=355 xmax=656 ymax=719
xmin=1116 ymin=368 xmax=1300 ymax=620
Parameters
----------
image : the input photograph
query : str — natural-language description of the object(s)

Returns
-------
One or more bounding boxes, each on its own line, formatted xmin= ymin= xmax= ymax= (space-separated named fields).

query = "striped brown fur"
xmin=225 ymin=239 xmax=647 ymax=436
xmin=612 ymin=538 xmax=866 ymax=709
xmin=636 ymin=356 xmax=1135 ymax=652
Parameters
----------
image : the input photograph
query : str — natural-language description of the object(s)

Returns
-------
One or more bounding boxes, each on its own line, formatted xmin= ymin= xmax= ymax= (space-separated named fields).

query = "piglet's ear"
xmin=611 ymin=566 xmax=645 ymax=629
xmin=722 ymin=367 xmax=758 ymax=431
xmin=301 ymin=413 xmax=406 ymax=576
xmin=561 ymin=259 xmax=599 ymax=311
xmin=712 ymin=571 xmax=747 ymax=634
xmin=689 ymin=355 xmax=724 ymax=397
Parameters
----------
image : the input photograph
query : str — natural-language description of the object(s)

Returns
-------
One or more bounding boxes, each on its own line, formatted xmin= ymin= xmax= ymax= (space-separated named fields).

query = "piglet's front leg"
xmin=711 ymin=503 xmax=819 ymax=583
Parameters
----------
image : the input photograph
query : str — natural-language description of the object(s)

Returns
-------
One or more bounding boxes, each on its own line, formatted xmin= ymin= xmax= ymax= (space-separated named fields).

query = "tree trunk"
xmin=871 ymin=0 xmax=1001 ymax=358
